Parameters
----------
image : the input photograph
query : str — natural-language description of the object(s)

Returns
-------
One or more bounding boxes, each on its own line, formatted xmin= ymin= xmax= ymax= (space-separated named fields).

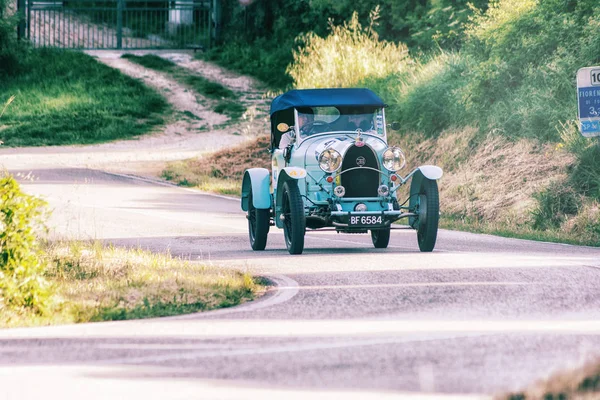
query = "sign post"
xmin=577 ymin=66 xmax=600 ymax=137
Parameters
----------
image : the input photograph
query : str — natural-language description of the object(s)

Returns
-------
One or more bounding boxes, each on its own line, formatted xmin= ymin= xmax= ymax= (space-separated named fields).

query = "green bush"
xmin=532 ymin=181 xmax=581 ymax=231
xmin=200 ymin=38 xmax=294 ymax=90
xmin=570 ymin=144 xmax=600 ymax=200
xmin=0 ymin=173 xmax=51 ymax=315
xmin=0 ymin=0 xmax=27 ymax=77
xmin=365 ymin=52 xmax=470 ymax=137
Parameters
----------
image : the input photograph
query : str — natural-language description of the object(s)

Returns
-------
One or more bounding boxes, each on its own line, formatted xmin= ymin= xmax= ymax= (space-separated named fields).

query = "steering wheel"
xmin=301 ymin=120 xmax=330 ymax=135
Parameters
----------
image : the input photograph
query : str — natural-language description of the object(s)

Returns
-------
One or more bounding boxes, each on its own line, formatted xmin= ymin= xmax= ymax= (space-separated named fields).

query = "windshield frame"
xmin=294 ymin=107 xmax=387 ymax=145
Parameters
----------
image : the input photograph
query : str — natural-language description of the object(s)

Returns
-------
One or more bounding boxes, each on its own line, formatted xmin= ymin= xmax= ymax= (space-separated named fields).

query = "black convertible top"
xmin=270 ymin=88 xmax=386 ymax=115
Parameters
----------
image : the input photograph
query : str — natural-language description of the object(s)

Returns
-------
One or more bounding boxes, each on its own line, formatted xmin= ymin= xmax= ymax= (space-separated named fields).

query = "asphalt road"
xmin=2 ymin=167 xmax=600 ymax=400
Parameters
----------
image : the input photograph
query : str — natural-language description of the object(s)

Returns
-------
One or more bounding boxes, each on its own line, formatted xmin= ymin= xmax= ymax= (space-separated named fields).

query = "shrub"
xmin=0 ymin=173 xmax=50 ymax=314
xmin=366 ymin=51 xmax=471 ymax=137
xmin=531 ymin=180 xmax=581 ymax=230
xmin=0 ymin=0 xmax=29 ymax=77
xmin=570 ymin=144 xmax=600 ymax=200
xmin=287 ymin=8 xmax=412 ymax=89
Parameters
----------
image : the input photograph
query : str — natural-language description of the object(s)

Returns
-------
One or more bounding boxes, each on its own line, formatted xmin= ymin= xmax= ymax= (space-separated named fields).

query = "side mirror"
xmin=277 ymin=122 xmax=290 ymax=133
xmin=389 ymin=122 xmax=401 ymax=131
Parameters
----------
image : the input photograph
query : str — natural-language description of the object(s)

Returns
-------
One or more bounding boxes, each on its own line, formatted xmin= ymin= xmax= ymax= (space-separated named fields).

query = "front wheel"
xmin=371 ymin=228 xmax=390 ymax=248
xmin=248 ymin=190 xmax=270 ymax=251
xmin=415 ymin=178 xmax=439 ymax=252
xmin=281 ymin=181 xmax=305 ymax=254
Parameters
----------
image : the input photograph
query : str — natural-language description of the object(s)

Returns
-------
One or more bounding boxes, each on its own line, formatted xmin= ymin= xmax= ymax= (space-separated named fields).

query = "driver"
xmin=346 ymin=113 xmax=374 ymax=131
xmin=297 ymin=107 xmax=315 ymax=136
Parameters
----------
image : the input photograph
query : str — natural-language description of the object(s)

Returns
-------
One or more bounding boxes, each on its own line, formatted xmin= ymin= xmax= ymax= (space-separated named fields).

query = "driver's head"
xmin=347 ymin=114 xmax=371 ymax=131
xmin=297 ymin=107 xmax=314 ymax=129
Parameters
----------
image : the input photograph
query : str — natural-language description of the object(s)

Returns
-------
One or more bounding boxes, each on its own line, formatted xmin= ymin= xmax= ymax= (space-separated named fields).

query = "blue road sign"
xmin=577 ymin=67 xmax=600 ymax=137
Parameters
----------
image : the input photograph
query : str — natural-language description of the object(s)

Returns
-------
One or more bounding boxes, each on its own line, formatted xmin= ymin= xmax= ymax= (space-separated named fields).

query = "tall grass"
xmin=287 ymin=8 xmax=411 ymax=89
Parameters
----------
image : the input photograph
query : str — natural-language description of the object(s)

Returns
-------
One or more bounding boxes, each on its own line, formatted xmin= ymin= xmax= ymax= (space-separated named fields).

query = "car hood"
xmin=297 ymin=134 xmax=388 ymax=167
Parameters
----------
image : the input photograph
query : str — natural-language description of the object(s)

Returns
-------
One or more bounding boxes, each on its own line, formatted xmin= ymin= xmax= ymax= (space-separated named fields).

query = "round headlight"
xmin=318 ymin=148 xmax=342 ymax=173
xmin=382 ymin=147 xmax=406 ymax=172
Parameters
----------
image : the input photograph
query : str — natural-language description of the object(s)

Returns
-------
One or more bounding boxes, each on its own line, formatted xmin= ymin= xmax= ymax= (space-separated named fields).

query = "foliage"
xmin=0 ymin=173 xmax=50 ymax=316
xmin=0 ymin=0 xmax=27 ymax=76
xmin=200 ymin=38 xmax=293 ymax=90
xmin=531 ymin=180 xmax=581 ymax=230
xmin=287 ymin=8 xmax=411 ymax=89
xmin=0 ymin=49 xmax=168 ymax=147
xmin=210 ymin=0 xmax=489 ymax=90
xmin=310 ymin=0 xmax=489 ymax=51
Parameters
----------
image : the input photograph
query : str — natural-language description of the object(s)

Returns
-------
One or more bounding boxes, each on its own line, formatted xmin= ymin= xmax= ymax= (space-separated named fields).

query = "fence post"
xmin=211 ymin=0 xmax=220 ymax=45
xmin=116 ymin=0 xmax=124 ymax=49
xmin=17 ymin=0 xmax=26 ymax=40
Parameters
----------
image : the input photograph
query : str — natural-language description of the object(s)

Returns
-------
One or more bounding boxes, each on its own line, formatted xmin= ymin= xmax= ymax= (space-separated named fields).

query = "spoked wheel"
xmin=415 ymin=178 xmax=439 ymax=252
xmin=281 ymin=181 xmax=305 ymax=255
xmin=247 ymin=190 xmax=270 ymax=251
xmin=371 ymin=227 xmax=390 ymax=248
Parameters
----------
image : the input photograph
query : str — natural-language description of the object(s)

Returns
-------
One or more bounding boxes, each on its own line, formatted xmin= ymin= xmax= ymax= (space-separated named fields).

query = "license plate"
xmin=348 ymin=215 xmax=383 ymax=226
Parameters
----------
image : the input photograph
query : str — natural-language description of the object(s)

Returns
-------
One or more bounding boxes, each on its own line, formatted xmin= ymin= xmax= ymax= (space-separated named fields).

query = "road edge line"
xmin=165 ymin=274 xmax=300 ymax=320
xmin=99 ymin=169 xmax=240 ymax=201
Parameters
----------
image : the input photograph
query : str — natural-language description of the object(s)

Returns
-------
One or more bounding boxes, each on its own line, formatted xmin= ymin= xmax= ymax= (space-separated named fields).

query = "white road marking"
xmin=276 ymin=281 xmax=539 ymax=291
xmin=169 ymin=274 xmax=299 ymax=319
xmin=4 ymin=319 xmax=600 ymax=340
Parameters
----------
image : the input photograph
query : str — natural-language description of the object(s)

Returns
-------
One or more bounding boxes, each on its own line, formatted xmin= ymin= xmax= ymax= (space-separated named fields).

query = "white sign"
xmin=577 ymin=66 xmax=600 ymax=137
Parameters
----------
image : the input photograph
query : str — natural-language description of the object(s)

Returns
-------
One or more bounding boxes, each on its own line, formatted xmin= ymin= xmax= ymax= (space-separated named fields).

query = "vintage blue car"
xmin=241 ymin=88 xmax=443 ymax=254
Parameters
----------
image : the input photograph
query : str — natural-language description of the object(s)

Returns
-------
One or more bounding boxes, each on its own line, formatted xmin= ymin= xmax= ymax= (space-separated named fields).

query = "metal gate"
xmin=18 ymin=0 xmax=214 ymax=49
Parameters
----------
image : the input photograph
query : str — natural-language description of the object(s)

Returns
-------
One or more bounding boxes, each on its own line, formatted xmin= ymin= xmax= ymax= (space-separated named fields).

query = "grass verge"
xmin=441 ymin=216 xmax=600 ymax=247
xmin=122 ymin=54 xmax=246 ymax=121
xmin=1 ymin=241 xmax=266 ymax=328
xmin=0 ymin=49 xmax=168 ymax=147
xmin=162 ymin=135 xmax=271 ymax=196
xmin=500 ymin=358 xmax=600 ymax=399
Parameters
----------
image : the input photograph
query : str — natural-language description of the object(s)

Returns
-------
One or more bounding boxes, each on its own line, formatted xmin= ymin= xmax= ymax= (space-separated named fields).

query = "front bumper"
xmin=329 ymin=210 xmax=416 ymax=228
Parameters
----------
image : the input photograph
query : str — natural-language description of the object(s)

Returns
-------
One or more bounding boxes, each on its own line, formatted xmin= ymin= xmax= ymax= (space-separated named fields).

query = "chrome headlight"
xmin=382 ymin=147 xmax=406 ymax=172
xmin=318 ymin=148 xmax=342 ymax=173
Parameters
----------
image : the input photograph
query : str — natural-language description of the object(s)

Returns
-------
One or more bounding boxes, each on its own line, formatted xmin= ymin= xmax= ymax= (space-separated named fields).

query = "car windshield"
xmin=296 ymin=107 xmax=385 ymax=138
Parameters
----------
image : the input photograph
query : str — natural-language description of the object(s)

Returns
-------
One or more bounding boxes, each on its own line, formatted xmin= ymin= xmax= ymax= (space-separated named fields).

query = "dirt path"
xmin=0 ymin=50 xmax=269 ymax=177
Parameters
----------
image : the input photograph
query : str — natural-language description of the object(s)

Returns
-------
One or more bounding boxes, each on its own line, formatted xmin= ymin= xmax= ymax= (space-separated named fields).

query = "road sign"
xmin=577 ymin=66 xmax=600 ymax=137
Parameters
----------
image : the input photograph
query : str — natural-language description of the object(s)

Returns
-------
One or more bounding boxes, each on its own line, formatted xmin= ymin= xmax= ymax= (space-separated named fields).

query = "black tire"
xmin=416 ymin=178 xmax=439 ymax=252
xmin=371 ymin=228 xmax=390 ymax=248
xmin=281 ymin=181 xmax=305 ymax=255
xmin=247 ymin=190 xmax=270 ymax=251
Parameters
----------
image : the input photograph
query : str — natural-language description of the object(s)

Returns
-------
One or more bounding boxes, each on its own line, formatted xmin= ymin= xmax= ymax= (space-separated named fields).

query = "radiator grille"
xmin=341 ymin=145 xmax=379 ymax=197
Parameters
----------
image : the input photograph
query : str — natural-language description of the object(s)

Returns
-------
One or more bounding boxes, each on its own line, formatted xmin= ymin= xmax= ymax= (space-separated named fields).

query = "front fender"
xmin=417 ymin=165 xmax=443 ymax=181
xmin=274 ymin=167 xmax=307 ymax=228
xmin=241 ymin=168 xmax=271 ymax=211
xmin=408 ymin=165 xmax=443 ymax=227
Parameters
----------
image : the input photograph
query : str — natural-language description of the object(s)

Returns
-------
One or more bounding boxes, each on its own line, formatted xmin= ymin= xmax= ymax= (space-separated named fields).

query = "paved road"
xmin=2 ymin=167 xmax=600 ymax=400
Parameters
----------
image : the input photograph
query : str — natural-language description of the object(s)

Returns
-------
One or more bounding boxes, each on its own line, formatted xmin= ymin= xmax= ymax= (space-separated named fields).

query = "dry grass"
xmin=1 ymin=241 xmax=266 ymax=328
xmin=162 ymin=135 xmax=271 ymax=196
xmin=499 ymin=358 xmax=600 ymax=400
xmin=288 ymin=8 xmax=411 ymax=89
xmin=391 ymin=128 xmax=575 ymax=224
